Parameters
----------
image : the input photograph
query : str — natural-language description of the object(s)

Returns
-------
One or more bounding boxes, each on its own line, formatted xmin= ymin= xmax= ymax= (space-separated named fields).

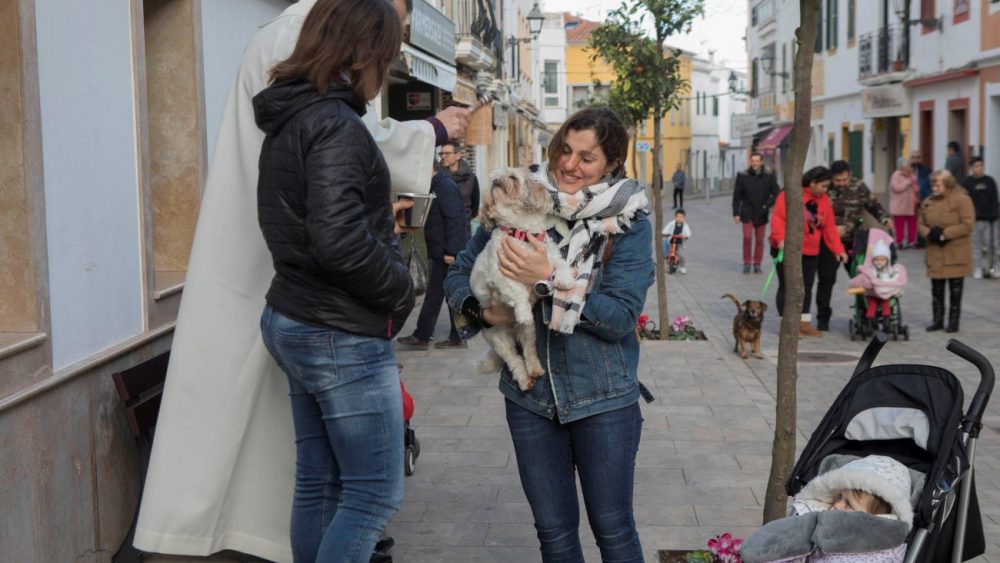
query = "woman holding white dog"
xmin=444 ymin=108 xmax=655 ymax=563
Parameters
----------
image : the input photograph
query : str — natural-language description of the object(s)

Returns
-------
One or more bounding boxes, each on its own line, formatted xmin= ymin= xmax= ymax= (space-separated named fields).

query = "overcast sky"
xmin=542 ymin=0 xmax=749 ymax=69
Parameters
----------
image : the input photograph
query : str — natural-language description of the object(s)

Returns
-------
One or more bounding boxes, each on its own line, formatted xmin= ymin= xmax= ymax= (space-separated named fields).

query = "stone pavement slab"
xmin=388 ymin=195 xmax=1000 ymax=562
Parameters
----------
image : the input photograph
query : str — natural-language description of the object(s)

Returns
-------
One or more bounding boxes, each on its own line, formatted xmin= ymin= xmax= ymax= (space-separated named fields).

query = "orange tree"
xmin=588 ymin=0 xmax=703 ymax=335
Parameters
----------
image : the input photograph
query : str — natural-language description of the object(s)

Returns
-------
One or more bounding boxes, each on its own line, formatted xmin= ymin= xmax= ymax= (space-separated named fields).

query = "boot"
xmin=799 ymin=320 xmax=822 ymax=337
xmin=946 ymin=278 xmax=963 ymax=333
xmin=926 ymin=279 xmax=945 ymax=331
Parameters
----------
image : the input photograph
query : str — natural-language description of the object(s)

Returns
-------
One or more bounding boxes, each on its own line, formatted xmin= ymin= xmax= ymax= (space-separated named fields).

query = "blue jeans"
xmin=260 ymin=305 xmax=403 ymax=563
xmin=505 ymin=400 xmax=644 ymax=563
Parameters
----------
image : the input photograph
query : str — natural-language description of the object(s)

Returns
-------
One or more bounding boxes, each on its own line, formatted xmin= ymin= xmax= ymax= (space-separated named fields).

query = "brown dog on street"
xmin=722 ymin=293 xmax=767 ymax=360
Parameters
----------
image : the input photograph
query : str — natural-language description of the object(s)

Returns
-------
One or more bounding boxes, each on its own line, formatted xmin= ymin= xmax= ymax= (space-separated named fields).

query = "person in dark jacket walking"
xmin=733 ymin=152 xmax=781 ymax=273
xmin=398 ymin=163 xmax=471 ymax=349
xmin=439 ymin=142 xmax=480 ymax=235
xmin=671 ymin=162 xmax=686 ymax=209
xmin=945 ymin=141 xmax=966 ymax=184
xmin=961 ymin=156 xmax=999 ymax=278
xmin=253 ymin=1 xmax=411 ymax=560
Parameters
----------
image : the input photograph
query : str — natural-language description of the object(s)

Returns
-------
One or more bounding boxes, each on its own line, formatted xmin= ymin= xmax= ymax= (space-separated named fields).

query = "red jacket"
xmin=769 ymin=190 xmax=845 ymax=257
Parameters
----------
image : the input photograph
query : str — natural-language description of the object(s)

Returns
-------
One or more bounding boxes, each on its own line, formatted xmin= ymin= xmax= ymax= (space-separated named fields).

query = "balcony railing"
xmin=858 ymin=25 xmax=908 ymax=81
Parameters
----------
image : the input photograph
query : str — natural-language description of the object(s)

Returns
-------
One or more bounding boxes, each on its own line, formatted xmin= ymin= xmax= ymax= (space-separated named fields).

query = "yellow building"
xmin=563 ymin=14 xmax=692 ymax=187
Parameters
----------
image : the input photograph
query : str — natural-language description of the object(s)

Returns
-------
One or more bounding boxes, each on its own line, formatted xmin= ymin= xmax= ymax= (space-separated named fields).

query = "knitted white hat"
xmin=795 ymin=455 xmax=914 ymax=527
xmin=872 ymin=240 xmax=891 ymax=261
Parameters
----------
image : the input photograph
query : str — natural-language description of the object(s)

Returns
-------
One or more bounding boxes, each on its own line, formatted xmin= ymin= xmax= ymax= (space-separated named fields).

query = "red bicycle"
xmin=665 ymin=234 xmax=683 ymax=274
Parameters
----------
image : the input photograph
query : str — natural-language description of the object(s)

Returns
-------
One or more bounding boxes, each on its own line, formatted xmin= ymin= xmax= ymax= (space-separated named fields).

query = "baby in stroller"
xmin=846 ymin=228 xmax=910 ymax=340
xmin=742 ymin=455 xmax=915 ymax=562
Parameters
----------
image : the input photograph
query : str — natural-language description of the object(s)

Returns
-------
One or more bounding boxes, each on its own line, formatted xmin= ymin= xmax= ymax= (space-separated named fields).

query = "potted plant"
xmin=667 ymin=315 xmax=707 ymax=341
xmin=659 ymin=533 xmax=743 ymax=563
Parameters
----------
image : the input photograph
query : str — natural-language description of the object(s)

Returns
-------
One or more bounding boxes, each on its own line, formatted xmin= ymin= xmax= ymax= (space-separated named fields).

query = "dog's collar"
xmin=500 ymin=226 xmax=546 ymax=242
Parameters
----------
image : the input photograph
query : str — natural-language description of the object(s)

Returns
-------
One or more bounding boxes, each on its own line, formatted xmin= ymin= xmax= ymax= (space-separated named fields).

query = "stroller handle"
xmin=851 ymin=331 xmax=888 ymax=378
xmin=947 ymin=339 xmax=995 ymax=435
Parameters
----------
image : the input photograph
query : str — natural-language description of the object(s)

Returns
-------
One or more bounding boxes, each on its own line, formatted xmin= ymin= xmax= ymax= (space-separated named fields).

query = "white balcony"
xmin=455 ymin=34 xmax=495 ymax=71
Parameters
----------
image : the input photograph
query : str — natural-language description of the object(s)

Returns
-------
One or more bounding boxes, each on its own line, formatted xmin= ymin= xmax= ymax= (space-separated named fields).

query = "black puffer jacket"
xmin=254 ymin=78 xmax=414 ymax=338
xmin=733 ymin=167 xmax=781 ymax=226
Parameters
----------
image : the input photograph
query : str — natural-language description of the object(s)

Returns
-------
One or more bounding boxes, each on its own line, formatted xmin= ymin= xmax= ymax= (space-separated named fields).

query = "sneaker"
xmin=743 ymin=264 xmax=751 ymax=274
xmin=397 ymin=335 xmax=429 ymax=349
xmin=753 ymin=264 xmax=762 ymax=274
xmin=974 ymin=268 xmax=983 ymax=280
xmin=816 ymin=319 xmax=830 ymax=331
xmin=678 ymin=267 xmax=687 ymax=274
xmin=434 ymin=339 xmax=467 ymax=349
xmin=989 ymin=268 xmax=998 ymax=278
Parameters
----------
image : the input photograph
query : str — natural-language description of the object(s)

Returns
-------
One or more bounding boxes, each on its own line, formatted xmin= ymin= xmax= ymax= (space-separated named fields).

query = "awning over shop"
xmin=758 ymin=124 xmax=793 ymax=153
xmin=401 ymin=43 xmax=456 ymax=92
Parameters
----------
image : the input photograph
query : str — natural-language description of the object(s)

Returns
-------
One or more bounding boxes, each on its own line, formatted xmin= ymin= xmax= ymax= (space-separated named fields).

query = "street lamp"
xmin=506 ymin=3 xmax=545 ymax=82
xmin=507 ymin=2 xmax=545 ymax=46
xmin=728 ymin=71 xmax=750 ymax=96
xmin=758 ymin=55 xmax=788 ymax=78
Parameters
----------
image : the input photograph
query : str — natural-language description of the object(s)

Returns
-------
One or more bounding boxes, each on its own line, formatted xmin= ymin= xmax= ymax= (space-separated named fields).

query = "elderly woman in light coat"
xmin=918 ymin=170 xmax=975 ymax=333
xmin=888 ymin=158 xmax=920 ymax=248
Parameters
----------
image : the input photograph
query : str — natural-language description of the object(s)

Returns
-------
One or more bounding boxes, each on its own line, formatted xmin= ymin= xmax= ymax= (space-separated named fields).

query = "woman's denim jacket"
xmin=443 ymin=212 xmax=655 ymax=423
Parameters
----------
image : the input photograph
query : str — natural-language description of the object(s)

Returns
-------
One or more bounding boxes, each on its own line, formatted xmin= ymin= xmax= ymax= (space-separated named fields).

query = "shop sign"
xmin=410 ymin=0 xmax=456 ymax=63
xmin=731 ymin=114 xmax=757 ymax=140
xmin=862 ymin=84 xmax=911 ymax=118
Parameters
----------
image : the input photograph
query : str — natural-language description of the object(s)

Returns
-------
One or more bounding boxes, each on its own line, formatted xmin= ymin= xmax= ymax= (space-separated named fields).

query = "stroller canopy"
xmin=788 ymin=364 xmax=967 ymax=530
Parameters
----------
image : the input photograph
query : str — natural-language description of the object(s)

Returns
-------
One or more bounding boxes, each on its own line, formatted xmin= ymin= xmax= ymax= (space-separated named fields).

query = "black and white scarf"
xmin=534 ymin=167 xmax=649 ymax=334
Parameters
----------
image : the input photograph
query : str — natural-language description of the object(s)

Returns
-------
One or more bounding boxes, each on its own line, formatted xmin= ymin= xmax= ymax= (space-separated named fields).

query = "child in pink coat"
xmin=848 ymin=239 xmax=907 ymax=320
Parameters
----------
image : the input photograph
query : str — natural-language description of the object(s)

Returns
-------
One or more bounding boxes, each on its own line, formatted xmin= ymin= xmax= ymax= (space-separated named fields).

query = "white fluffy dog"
xmin=471 ymin=168 xmax=576 ymax=391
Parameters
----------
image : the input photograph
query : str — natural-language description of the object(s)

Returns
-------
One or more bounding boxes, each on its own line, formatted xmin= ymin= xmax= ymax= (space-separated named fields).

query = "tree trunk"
xmin=651 ymin=106 xmax=668 ymax=338
xmin=632 ymin=130 xmax=640 ymax=189
xmin=762 ymin=0 xmax=820 ymax=524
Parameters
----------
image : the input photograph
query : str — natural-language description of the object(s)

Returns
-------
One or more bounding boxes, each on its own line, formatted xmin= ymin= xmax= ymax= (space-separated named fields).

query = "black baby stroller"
xmin=848 ymin=226 xmax=910 ymax=341
xmin=787 ymin=332 xmax=994 ymax=562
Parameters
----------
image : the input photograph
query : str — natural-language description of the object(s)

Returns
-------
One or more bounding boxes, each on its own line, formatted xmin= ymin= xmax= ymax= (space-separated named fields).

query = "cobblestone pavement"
xmin=387 ymin=194 xmax=1000 ymax=562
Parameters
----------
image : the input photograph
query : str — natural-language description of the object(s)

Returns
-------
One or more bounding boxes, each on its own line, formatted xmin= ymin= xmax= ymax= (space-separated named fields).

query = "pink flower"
xmin=706 ymin=533 xmax=742 ymax=562
xmin=671 ymin=315 xmax=693 ymax=333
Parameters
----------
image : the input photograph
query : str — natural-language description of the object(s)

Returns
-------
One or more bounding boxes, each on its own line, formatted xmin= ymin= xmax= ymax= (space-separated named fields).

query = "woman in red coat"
xmin=770 ymin=166 xmax=848 ymax=336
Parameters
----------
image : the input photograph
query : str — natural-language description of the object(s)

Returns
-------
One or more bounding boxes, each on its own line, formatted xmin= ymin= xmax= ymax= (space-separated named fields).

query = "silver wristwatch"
xmin=533 ymin=279 xmax=553 ymax=298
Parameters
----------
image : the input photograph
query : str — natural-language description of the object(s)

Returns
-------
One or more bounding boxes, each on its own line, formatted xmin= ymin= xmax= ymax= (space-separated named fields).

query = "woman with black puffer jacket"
xmin=252 ymin=0 xmax=413 ymax=560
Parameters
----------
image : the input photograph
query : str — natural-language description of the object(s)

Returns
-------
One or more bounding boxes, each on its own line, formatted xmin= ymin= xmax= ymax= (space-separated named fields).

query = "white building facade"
xmin=748 ymin=0 xmax=999 ymax=195
xmin=538 ymin=11 xmax=569 ymax=138
xmin=689 ymin=55 xmax=750 ymax=194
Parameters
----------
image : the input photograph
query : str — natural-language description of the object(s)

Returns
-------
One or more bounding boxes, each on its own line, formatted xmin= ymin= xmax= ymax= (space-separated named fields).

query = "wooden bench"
xmin=110 ymin=351 xmax=170 ymax=562
xmin=112 ymin=352 xmax=170 ymax=440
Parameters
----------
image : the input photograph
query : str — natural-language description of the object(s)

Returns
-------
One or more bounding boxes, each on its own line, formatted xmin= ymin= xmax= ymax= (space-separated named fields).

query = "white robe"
xmin=133 ymin=2 xmax=435 ymax=560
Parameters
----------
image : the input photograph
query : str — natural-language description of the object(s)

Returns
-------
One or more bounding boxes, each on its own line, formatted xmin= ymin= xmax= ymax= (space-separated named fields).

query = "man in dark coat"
xmin=733 ymin=152 xmax=781 ymax=274
xmin=438 ymin=142 xmax=480 ymax=235
xmin=398 ymin=163 xmax=471 ymax=349
xmin=815 ymin=159 xmax=892 ymax=331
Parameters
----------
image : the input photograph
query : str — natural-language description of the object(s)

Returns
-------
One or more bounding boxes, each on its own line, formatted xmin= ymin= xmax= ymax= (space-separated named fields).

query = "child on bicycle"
xmin=662 ymin=208 xmax=692 ymax=274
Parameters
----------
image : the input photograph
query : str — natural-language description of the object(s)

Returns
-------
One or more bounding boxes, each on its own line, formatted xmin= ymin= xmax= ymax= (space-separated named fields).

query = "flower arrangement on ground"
xmin=660 ymin=533 xmax=742 ymax=563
